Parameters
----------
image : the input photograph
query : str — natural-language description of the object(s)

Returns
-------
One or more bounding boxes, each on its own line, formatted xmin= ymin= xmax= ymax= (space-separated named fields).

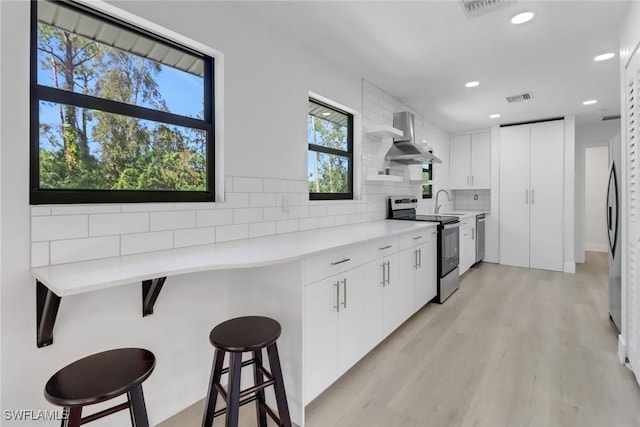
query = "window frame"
xmin=307 ymin=98 xmax=354 ymax=201
xmin=30 ymin=0 xmax=215 ymax=205
xmin=422 ymin=157 xmax=434 ymax=199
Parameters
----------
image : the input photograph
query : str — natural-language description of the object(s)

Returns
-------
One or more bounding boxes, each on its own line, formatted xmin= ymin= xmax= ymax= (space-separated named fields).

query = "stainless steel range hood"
xmin=385 ymin=112 xmax=442 ymax=164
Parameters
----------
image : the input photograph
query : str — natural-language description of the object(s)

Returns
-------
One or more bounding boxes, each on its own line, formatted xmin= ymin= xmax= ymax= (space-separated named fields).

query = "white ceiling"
xmin=242 ymin=0 xmax=629 ymax=132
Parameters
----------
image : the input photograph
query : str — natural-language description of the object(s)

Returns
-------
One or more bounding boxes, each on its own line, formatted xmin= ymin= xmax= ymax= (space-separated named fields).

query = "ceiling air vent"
xmin=461 ymin=0 xmax=514 ymax=17
xmin=505 ymin=92 xmax=534 ymax=103
xmin=602 ymin=115 xmax=621 ymax=121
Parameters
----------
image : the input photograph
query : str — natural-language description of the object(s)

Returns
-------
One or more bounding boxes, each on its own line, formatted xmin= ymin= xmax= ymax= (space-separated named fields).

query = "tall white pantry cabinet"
xmin=499 ymin=119 xmax=565 ymax=272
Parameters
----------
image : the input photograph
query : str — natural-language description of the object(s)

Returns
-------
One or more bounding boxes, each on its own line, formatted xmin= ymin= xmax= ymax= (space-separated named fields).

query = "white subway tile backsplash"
xmin=32 ymin=215 xmax=88 ymax=242
xmin=174 ymin=227 xmax=216 ymax=248
xmin=288 ymin=205 xmax=309 ymax=220
xmin=31 ymin=242 xmax=49 ymax=267
xmin=249 ymin=222 xmax=276 ymax=238
xmin=250 ymin=193 xmax=277 ymax=208
xmin=150 ymin=211 xmax=196 ymax=231
xmin=234 ymin=208 xmax=264 ymax=224
xmin=299 ymin=217 xmax=318 ymax=231
xmin=174 ymin=202 xmax=216 ymax=211
xmin=121 ymin=231 xmax=173 ymax=256
xmin=90 ymin=213 xmax=149 ymax=237
xmin=51 ymin=205 xmax=121 ymax=215
xmin=197 ymin=209 xmax=234 ymax=227
xmin=51 ymin=236 xmax=120 ymax=264
xmin=326 ymin=205 xmax=343 ymax=216
xmin=288 ymin=180 xmax=308 ymax=194
xmin=225 ymin=177 xmax=233 ymax=193
xmin=233 ymin=177 xmax=263 ymax=193
xmin=31 ymin=207 xmax=51 ymax=216
xmin=309 ymin=205 xmax=327 ymax=217
xmin=263 ymin=207 xmax=288 ymax=222
xmin=318 ymin=216 xmax=335 ymax=228
xmin=216 ymin=224 xmax=249 ymax=243
xmin=220 ymin=193 xmax=250 ymax=209
xmin=121 ymin=203 xmax=175 ymax=213
xmin=276 ymin=219 xmax=298 ymax=234
xmin=263 ymin=178 xmax=288 ymax=193
xmin=334 ymin=215 xmax=350 ymax=226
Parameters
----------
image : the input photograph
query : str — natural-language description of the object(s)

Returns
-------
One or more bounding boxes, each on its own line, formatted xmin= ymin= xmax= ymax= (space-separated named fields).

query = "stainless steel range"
xmin=388 ymin=196 xmax=461 ymax=303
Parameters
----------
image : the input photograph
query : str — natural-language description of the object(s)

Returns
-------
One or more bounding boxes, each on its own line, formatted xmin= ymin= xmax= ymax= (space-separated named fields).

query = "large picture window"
xmin=31 ymin=0 xmax=214 ymax=204
xmin=308 ymin=99 xmax=353 ymax=200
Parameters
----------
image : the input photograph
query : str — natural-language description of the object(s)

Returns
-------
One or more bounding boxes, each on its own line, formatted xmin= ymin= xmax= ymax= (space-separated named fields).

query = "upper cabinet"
xmin=449 ymin=132 xmax=491 ymax=189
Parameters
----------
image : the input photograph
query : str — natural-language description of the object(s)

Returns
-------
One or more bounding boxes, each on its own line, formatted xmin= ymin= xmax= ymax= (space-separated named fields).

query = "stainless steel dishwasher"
xmin=476 ymin=214 xmax=486 ymax=263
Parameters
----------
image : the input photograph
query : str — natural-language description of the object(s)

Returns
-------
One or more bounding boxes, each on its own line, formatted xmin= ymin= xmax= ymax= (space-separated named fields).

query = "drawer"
xmin=304 ymin=244 xmax=365 ymax=284
xmin=360 ymin=235 xmax=400 ymax=262
xmin=398 ymin=227 xmax=437 ymax=250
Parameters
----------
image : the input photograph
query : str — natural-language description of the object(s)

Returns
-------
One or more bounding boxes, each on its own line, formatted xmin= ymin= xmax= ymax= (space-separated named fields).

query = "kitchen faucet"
xmin=434 ymin=189 xmax=451 ymax=214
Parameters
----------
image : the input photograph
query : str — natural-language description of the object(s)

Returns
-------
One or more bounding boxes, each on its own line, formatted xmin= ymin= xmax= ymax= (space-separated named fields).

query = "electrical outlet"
xmin=474 ymin=194 xmax=478 ymax=200
xmin=282 ymin=195 xmax=290 ymax=212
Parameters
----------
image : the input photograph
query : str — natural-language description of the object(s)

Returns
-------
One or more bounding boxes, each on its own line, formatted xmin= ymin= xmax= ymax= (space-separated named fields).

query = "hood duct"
xmin=385 ymin=112 xmax=442 ymax=164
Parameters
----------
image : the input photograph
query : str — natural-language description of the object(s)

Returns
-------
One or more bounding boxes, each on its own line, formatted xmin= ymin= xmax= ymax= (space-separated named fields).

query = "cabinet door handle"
xmin=379 ymin=245 xmax=392 ymax=250
xmin=413 ymin=235 xmax=423 ymax=240
xmin=418 ymin=249 xmax=422 ymax=268
xmin=414 ymin=249 xmax=419 ymax=269
xmin=380 ymin=263 xmax=386 ymax=287
xmin=472 ymin=175 xmax=474 ymax=186
xmin=334 ymin=281 xmax=340 ymax=313
xmin=331 ymin=258 xmax=351 ymax=266
xmin=386 ymin=261 xmax=391 ymax=285
xmin=342 ymin=278 xmax=347 ymax=309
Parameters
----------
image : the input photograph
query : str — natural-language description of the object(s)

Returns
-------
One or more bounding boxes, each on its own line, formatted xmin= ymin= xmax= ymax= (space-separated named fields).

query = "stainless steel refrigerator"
xmin=608 ymin=133 xmax=622 ymax=333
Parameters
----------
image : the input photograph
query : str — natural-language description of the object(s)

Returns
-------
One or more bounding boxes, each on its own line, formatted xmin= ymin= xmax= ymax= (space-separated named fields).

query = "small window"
xmin=308 ymin=99 xmax=353 ymax=200
xmin=422 ymin=160 xmax=433 ymax=199
xmin=31 ymin=0 xmax=214 ymax=204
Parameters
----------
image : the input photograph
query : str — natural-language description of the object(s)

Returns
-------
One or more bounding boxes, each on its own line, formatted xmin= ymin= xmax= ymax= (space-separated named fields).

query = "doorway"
xmin=584 ymin=146 xmax=609 ymax=253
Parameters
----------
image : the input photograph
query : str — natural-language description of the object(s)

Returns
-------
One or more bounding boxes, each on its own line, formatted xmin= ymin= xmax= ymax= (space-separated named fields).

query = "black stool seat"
xmin=44 ymin=348 xmax=155 ymax=427
xmin=209 ymin=316 xmax=281 ymax=352
xmin=203 ymin=316 xmax=291 ymax=427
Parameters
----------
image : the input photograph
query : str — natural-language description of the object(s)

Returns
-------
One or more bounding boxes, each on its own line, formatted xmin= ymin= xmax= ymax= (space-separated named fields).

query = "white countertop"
xmin=31 ymin=220 xmax=436 ymax=296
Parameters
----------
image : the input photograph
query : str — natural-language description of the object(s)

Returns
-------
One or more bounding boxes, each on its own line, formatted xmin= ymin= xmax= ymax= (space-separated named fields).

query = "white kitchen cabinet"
xmin=460 ymin=217 xmax=476 ymax=275
xmin=304 ymin=266 xmax=363 ymax=404
xmin=450 ymin=132 xmax=491 ymax=189
xmin=499 ymin=120 xmax=564 ymax=271
xmin=413 ymin=232 xmax=438 ymax=310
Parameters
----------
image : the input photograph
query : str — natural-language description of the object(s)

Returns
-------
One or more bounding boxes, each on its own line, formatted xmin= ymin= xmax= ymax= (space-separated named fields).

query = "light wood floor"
xmin=160 ymin=253 xmax=640 ymax=427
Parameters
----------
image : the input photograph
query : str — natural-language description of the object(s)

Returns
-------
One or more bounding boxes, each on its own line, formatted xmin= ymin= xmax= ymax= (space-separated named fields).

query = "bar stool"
xmin=44 ymin=348 xmax=155 ymax=427
xmin=202 ymin=316 xmax=292 ymax=427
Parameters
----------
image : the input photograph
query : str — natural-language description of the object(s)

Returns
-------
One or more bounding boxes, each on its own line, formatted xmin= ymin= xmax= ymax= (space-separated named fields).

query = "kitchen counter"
xmin=32 ymin=220 xmax=436 ymax=296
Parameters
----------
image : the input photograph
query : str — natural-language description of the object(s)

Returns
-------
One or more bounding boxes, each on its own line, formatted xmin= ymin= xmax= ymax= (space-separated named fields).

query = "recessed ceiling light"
xmin=511 ymin=11 xmax=535 ymax=25
xmin=583 ymin=99 xmax=598 ymax=105
xmin=594 ymin=53 xmax=615 ymax=62
xmin=322 ymin=112 xmax=331 ymax=116
xmin=489 ymin=114 xmax=501 ymax=119
xmin=465 ymin=81 xmax=480 ymax=88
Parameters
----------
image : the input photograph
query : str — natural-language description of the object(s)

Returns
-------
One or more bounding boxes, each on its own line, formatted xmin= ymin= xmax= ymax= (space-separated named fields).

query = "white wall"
xmin=574 ymin=120 xmax=621 ymax=262
xmin=584 ymin=146 xmax=609 ymax=252
xmin=1 ymin=1 xmax=450 ymax=425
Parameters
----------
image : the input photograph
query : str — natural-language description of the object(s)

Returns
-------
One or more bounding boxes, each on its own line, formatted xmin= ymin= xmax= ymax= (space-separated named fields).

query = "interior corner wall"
xmin=563 ymin=116 xmax=576 ymax=273
xmin=574 ymin=120 xmax=621 ymax=263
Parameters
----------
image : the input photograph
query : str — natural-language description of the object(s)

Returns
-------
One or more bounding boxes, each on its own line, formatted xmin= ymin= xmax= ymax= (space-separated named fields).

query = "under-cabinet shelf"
xmin=365 ymin=125 xmax=403 ymax=139
xmin=365 ymin=174 xmax=403 ymax=182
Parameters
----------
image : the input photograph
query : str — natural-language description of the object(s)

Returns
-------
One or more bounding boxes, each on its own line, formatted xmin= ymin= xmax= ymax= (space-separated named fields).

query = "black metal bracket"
xmin=142 ymin=277 xmax=166 ymax=316
xmin=36 ymin=280 xmax=61 ymax=348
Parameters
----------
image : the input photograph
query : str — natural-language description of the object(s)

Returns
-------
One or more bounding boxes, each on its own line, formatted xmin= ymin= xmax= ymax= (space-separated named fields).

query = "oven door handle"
xmin=443 ymin=223 xmax=460 ymax=230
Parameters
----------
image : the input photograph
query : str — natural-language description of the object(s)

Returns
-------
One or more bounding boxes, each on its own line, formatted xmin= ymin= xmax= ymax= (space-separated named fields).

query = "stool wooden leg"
xmin=226 ymin=353 xmax=243 ymax=427
xmin=127 ymin=384 xmax=150 ymax=427
xmin=252 ymin=350 xmax=268 ymax=427
xmin=202 ymin=349 xmax=226 ymax=427
xmin=61 ymin=407 xmax=81 ymax=427
xmin=266 ymin=343 xmax=292 ymax=427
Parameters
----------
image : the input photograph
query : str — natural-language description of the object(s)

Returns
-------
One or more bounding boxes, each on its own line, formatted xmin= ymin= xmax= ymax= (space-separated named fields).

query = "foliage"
xmin=308 ymin=116 xmax=349 ymax=194
xmin=37 ymin=23 xmax=206 ymax=192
